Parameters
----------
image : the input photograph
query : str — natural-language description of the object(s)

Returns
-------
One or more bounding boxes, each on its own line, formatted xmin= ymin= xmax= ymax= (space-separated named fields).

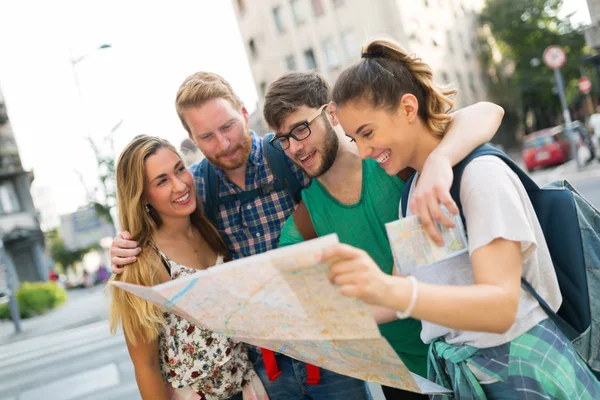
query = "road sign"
xmin=579 ymin=76 xmax=592 ymax=94
xmin=543 ymin=45 xmax=567 ymax=69
xmin=60 ymin=207 xmax=114 ymax=251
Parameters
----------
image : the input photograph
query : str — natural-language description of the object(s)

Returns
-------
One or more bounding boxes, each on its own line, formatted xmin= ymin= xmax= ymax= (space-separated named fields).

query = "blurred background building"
xmin=0 ymin=87 xmax=47 ymax=284
xmin=584 ymin=0 xmax=600 ymax=85
xmin=585 ymin=0 xmax=599 ymax=46
xmin=180 ymin=138 xmax=205 ymax=166
xmin=232 ymin=0 xmax=489 ymax=130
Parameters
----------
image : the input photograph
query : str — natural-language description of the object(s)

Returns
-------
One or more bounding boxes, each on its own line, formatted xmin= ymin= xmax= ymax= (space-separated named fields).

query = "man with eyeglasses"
xmin=264 ymin=71 xmax=504 ymax=400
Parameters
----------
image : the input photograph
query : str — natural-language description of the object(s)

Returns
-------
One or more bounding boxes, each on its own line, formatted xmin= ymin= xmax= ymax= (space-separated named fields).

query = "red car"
xmin=522 ymin=127 xmax=573 ymax=172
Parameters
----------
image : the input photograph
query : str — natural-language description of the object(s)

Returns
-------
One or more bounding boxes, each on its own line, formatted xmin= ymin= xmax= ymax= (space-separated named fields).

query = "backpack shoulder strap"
xmin=201 ymin=158 xmax=220 ymax=227
xmin=263 ymin=133 xmax=303 ymax=203
xmin=449 ymin=144 xmax=539 ymax=223
xmin=400 ymin=172 xmax=418 ymax=218
xmin=292 ymin=200 xmax=317 ymax=241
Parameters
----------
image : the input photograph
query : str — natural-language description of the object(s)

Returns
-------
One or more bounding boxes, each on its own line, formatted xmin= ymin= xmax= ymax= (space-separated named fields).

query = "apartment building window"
xmin=237 ymin=0 xmax=246 ymax=16
xmin=430 ymin=25 xmax=441 ymax=47
xmin=272 ymin=6 xmax=286 ymax=33
xmin=290 ymin=0 xmax=307 ymax=25
xmin=446 ymin=30 xmax=454 ymax=53
xmin=285 ymin=54 xmax=297 ymax=71
xmin=248 ymin=38 xmax=258 ymax=60
xmin=459 ymin=32 xmax=470 ymax=58
xmin=322 ymin=39 xmax=340 ymax=69
xmin=0 ymin=181 xmax=20 ymax=215
xmin=341 ymin=29 xmax=358 ymax=61
xmin=312 ymin=0 xmax=325 ymax=16
xmin=408 ymin=19 xmax=421 ymax=44
xmin=260 ymin=81 xmax=268 ymax=97
xmin=469 ymin=72 xmax=477 ymax=96
xmin=332 ymin=0 xmax=344 ymax=7
xmin=441 ymin=71 xmax=450 ymax=83
xmin=456 ymin=72 xmax=465 ymax=99
xmin=304 ymin=48 xmax=318 ymax=69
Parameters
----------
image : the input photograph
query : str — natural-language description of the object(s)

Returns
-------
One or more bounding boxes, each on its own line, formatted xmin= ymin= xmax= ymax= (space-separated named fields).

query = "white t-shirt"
xmin=401 ymin=156 xmax=562 ymax=349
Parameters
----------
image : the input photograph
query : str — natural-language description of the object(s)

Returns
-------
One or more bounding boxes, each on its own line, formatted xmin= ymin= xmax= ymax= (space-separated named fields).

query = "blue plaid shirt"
xmin=189 ymin=131 xmax=310 ymax=260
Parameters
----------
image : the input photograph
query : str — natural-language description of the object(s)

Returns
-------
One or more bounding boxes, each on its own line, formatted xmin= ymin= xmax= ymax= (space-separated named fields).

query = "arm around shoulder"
xmin=278 ymin=214 xmax=306 ymax=248
xmin=435 ymin=102 xmax=505 ymax=166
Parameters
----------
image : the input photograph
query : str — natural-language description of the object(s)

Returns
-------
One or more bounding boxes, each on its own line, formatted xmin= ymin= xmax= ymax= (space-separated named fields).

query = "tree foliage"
xmin=87 ymin=134 xmax=116 ymax=229
xmin=47 ymin=229 xmax=94 ymax=271
xmin=479 ymin=0 xmax=586 ymax=132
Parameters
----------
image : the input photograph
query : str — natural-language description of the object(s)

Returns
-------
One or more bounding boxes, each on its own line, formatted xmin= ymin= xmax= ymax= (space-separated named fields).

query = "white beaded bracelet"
xmin=396 ymin=275 xmax=418 ymax=320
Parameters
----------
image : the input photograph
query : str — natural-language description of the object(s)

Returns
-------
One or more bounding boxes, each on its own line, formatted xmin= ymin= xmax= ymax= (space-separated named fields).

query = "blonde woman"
xmin=109 ymin=135 xmax=266 ymax=400
xmin=323 ymin=38 xmax=600 ymax=399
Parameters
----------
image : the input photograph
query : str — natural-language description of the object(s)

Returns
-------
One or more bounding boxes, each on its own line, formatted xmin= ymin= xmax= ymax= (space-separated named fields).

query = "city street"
xmin=0 ymin=285 xmax=140 ymax=400
xmin=0 ymin=161 xmax=599 ymax=400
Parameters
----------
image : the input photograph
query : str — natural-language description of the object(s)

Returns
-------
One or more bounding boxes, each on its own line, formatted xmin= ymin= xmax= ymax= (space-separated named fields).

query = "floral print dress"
xmin=158 ymin=254 xmax=263 ymax=400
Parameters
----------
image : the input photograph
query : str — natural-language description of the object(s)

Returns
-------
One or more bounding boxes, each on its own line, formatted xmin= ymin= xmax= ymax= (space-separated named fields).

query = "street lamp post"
xmin=69 ymin=43 xmax=121 ymax=237
xmin=543 ymin=45 xmax=581 ymax=170
xmin=70 ymin=43 xmax=112 ymax=100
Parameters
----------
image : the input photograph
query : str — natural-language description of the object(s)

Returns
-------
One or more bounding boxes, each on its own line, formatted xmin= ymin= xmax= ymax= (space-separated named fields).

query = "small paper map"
xmin=386 ymin=214 xmax=468 ymax=276
xmin=111 ymin=234 xmax=449 ymax=395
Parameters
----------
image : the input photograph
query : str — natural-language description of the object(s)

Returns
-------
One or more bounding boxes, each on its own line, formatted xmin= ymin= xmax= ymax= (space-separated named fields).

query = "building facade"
xmin=585 ymin=0 xmax=600 ymax=49
xmin=0 ymin=87 xmax=48 ymax=284
xmin=232 ymin=0 xmax=488 ymax=125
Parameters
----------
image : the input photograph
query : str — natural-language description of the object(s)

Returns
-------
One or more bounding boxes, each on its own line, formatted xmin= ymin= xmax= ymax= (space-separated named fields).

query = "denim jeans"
xmin=247 ymin=346 xmax=372 ymax=400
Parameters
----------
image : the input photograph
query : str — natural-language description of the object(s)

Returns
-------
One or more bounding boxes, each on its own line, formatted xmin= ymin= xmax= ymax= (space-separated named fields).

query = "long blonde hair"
xmin=332 ymin=37 xmax=457 ymax=136
xmin=109 ymin=135 xmax=227 ymax=345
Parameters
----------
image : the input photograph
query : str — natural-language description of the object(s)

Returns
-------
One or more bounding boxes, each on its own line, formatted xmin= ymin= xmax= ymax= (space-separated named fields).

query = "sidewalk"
xmin=0 ymin=284 xmax=109 ymax=345
xmin=507 ymin=148 xmax=600 ymax=186
xmin=529 ymin=157 xmax=600 ymax=186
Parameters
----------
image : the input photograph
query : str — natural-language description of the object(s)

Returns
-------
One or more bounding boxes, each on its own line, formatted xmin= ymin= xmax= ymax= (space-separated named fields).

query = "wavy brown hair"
xmin=109 ymin=135 xmax=227 ymax=345
xmin=332 ymin=37 xmax=457 ymax=136
xmin=263 ymin=71 xmax=330 ymax=131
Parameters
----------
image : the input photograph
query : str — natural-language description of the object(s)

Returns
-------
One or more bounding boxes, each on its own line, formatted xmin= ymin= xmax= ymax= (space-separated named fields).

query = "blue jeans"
xmin=247 ymin=346 xmax=372 ymax=400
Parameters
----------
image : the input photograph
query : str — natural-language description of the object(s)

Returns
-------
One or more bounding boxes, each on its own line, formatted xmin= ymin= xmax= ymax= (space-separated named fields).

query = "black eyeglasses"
xmin=270 ymin=104 xmax=328 ymax=151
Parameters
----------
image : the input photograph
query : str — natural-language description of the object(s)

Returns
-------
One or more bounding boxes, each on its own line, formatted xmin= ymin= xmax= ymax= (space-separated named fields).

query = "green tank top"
xmin=279 ymin=159 xmax=428 ymax=377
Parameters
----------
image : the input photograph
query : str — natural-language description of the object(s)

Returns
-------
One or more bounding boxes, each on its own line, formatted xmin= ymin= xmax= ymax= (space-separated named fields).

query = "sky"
xmin=0 ymin=0 xmax=593 ymax=220
xmin=0 ymin=0 xmax=257 ymax=219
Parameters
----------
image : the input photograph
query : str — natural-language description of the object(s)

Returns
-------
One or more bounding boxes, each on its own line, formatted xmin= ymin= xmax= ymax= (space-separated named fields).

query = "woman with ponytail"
xmin=109 ymin=135 xmax=266 ymax=400
xmin=323 ymin=37 xmax=600 ymax=398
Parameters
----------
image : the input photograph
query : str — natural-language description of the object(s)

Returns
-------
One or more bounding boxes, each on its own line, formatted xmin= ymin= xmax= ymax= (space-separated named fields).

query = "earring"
xmin=145 ymin=204 xmax=150 ymax=213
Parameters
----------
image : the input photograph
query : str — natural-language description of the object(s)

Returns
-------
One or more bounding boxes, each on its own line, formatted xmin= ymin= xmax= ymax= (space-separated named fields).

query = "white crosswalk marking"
xmin=0 ymin=320 xmax=141 ymax=400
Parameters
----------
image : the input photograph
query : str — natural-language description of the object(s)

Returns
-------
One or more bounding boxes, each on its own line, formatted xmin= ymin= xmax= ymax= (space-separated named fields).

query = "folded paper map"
xmin=111 ymin=234 xmax=449 ymax=394
xmin=386 ymin=214 xmax=468 ymax=276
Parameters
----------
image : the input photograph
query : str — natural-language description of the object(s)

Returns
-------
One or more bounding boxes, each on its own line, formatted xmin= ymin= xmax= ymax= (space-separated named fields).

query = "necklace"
xmin=160 ymin=228 xmax=203 ymax=256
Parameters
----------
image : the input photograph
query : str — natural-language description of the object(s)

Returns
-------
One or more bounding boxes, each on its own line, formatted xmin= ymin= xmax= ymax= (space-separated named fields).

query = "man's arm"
xmin=437 ymin=102 xmax=504 ymax=165
xmin=278 ymin=215 xmax=306 ymax=248
xmin=411 ymin=102 xmax=504 ymax=245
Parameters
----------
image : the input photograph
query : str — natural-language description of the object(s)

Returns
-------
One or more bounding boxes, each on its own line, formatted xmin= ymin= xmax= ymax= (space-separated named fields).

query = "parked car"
xmin=522 ymin=126 xmax=574 ymax=172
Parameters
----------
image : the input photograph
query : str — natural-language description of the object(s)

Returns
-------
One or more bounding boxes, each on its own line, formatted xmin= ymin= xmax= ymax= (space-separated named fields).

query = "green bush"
xmin=0 ymin=281 xmax=67 ymax=320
